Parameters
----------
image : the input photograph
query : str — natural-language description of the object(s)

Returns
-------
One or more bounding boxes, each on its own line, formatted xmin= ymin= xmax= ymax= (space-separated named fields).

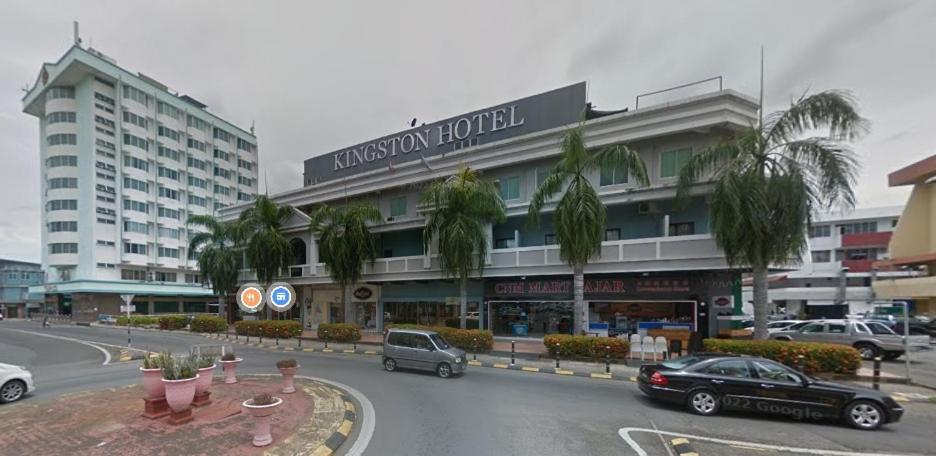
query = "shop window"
xmin=544 ymin=234 xmax=557 ymax=245
xmin=390 ymin=196 xmax=407 ymax=217
xmin=495 ymin=238 xmax=516 ymax=249
xmin=600 ymin=162 xmax=628 ymax=186
xmin=811 ymin=250 xmax=831 ymax=263
xmin=498 ymin=176 xmax=520 ymax=201
xmin=183 ymin=302 xmax=206 ymax=313
xmin=660 ymin=148 xmax=692 ymax=178
xmin=669 ymin=222 xmax=695 ymax=236
xmin=153 ymin=301 xmax=178 ymax=313
xmin=604 ymin=228 xmax=620 ymax=242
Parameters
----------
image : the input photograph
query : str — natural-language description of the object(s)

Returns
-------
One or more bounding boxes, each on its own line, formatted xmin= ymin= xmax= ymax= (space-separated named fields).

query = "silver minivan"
xmin=383 ymin=329 xmax=467 ymax=378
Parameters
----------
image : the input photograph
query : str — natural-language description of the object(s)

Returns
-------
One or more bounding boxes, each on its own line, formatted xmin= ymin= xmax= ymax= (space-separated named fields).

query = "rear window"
xmin=662 ymin=356 xmax=707 ymax=369
xmin=866 ymin=322 xmax=896 ymax=335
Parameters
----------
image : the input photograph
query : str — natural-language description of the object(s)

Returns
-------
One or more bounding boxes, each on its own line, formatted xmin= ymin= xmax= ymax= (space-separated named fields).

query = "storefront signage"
xmin=353 ymin=287 xmax=373 ymax=300
xmin=304 ymin=82 xmax=587 ymax=185
xmin=487 ymin=275 xmax=717 ymax=299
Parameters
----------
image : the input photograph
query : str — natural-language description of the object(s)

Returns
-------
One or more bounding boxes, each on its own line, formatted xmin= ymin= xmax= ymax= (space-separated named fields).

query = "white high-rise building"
xmin=22 ymin=44 xmax=259 ymax=320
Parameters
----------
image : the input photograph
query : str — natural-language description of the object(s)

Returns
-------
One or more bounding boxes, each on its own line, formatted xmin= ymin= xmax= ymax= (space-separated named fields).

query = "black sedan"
xmin=637 ymin=354 xmax=904 ymax=430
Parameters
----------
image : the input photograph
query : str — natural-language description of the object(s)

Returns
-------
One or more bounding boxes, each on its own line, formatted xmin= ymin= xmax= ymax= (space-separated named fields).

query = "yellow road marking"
xmin=311 ymin=446 xmax=332 ymax=456
xmin=671 ymin=438 xmax=690 ymax=445
xmin=555 ymin=369 xmax=574 ymax=375
xmin=730 ymin=445 xmax=767 ymax=451
xmin=521 ymin=366 xmax=539 ymax=373
xmin=493 ymin=363 xmax=509 ymax=368
xmin=337 ymin=419 xmax=353 ymax=436
xmin=364 ymin=350 xmax=377 ymax=355
xmin=467 ymin=360 xmax=482 ymax=366
xmin=629 ymin=376 xmax=637 ymax=382
xmin=303 ymin=348 xmax=315 ymax=352
xmin=345 ymin=401 xmax=356 ymax=413
xmin=591 ymin=373 xmax=612 ymax=379
xmin=322 ymin=348 xmax=334 ymax=353
xmin=343 ymin=349 xmax=355 ymax=353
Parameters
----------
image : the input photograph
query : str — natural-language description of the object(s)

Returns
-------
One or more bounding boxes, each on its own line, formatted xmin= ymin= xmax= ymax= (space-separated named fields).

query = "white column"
xmin=663 ymin=214 xmax=670 ymax=237
xmin=484 ymin=223 xmax=493 ymax=265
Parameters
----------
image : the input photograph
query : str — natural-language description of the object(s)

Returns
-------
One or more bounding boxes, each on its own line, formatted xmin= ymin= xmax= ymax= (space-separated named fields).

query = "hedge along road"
xmin=3 ymin=320 xmax=936 ymax=456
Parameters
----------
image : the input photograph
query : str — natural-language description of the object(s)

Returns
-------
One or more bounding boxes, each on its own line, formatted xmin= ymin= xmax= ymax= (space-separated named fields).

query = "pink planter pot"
xmin=278 ymin=366 xmax=299 ymax=394
xmin=220 ymin=359 xmax=242 ymax=384
xmin=195 ymin=365 xmax=216 ymax=395
xmin=162 ymin=375 xmax=199 ymax=412
xmin=140 ymin=367 xmax=165 ymax=399
xmin=242 ymin=397 xmax=283 ymax=447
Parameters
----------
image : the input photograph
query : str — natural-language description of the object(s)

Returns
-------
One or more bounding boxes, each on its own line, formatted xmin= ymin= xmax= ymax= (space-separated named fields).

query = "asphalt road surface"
xmin=1 ymin=320 xmax=934 ymax=456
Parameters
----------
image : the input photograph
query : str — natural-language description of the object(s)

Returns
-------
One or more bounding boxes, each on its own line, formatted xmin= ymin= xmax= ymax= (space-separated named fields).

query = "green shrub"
xmin=190 ymin=315 xmax=227 ymax=333
xmin=543 ymin=334 xmax=630 ymax=360
xmin=116 ymin=315 xmax=159 ymax=327
xmin=159 ymin=315 xmax=189 ymax=330
xmin=317 ymin=323 xmax=362 ymax=342
xmin=444 ymin=317 xmax=479 ymax=329
xmin=702 ymin=339 xmax=861 ymax=374
xmin=234 ymin=320 xmax=303 ymax=338
xmin=387 ymin=324 xmax=494 ymax=352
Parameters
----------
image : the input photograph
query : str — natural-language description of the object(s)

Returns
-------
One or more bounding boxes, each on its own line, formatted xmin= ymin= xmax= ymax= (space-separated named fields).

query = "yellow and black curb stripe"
xmin=118 ymin=348 xmax=133 ymax=362
xmin=311 ymin=395 xmax=357 ymax=456
xmin=670 ymin=437 xmax=698 ymax=456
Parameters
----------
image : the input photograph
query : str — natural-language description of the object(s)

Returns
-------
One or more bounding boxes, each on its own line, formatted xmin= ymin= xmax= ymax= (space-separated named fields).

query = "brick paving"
xmin=0 ymin=376 xmax=347 ymax=456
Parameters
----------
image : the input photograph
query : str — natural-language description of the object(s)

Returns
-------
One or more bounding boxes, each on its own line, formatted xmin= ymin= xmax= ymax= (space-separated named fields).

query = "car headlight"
xmin=454 ymin=357 xmax=462 ymax=364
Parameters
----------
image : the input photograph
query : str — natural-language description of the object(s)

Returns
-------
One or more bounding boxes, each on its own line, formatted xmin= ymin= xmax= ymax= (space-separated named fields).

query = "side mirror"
xmin=799 ymin=374 xmax=812 ymax=386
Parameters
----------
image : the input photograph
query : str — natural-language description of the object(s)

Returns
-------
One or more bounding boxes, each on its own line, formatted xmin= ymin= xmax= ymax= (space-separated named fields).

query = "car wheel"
xmin=687 ymin=389 xmax=720 ymax=416
xmin=437 ymin=362 xmax=453 ymax=378
xmin=854 ymin=343 xmax=880 ymax=360
xmin=0 ymin=380 xmax=25 ymax=403
xmin=383 ymin=357 xmax=397 ymax=372
xmin=844 ymin=400 xmax=885 ymax=430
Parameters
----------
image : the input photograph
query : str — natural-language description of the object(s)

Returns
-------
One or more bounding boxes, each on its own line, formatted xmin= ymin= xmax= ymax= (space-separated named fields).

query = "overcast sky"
xmin=2 ymin=0 xmax=934 ymax=263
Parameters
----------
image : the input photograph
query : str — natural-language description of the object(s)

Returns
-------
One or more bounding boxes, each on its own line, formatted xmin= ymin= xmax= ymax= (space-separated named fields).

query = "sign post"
xmin=120 ymin=294 xmax=134 ymax=348
xmin=898 ymin=300 xmax=912 ymax=382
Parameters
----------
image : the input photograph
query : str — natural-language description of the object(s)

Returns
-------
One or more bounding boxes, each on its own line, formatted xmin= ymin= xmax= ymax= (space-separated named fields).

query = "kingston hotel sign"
xmin=303 ymin=82 xmax=587 ymax=185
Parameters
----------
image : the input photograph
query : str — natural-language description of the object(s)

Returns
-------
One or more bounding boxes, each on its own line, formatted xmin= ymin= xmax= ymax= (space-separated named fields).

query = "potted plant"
xmin=219 ymin=352 xmax=242 ymax=384
xmin=276 ymin=359 xmax=300 ymax=394
xmin=242 ymin=392 xmax=283 ymax=447
xmin=140 ymin=352 xmax=172 ymax=419
xmin=193 ymin=354 xmax=216 ymax=406
xmin=161 ymin=356 xmax=200 ymax=425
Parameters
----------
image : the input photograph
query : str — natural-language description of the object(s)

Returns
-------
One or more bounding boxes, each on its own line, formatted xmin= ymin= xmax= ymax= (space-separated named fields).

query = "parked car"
xmin=770 ymin=319 xmax=931 ymax=360
xmin=382 ymin=329 xmax=467 ymax=378
xmin=0 ymin=363 xmax=35 ymax=403
xmin=0 ymin=312 xmax=4 ymax=321
xmin=767 ymin=320 xmax=802 ymax=333
xmin=97 ymin=314 xmax=117 ymax=325
xmin=637 ymin=354 xmax=904 ymax=430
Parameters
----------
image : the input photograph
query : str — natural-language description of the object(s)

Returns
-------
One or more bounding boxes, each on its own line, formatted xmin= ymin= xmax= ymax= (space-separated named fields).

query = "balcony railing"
xmin=841 ymin=231 xmax=892 ymax=248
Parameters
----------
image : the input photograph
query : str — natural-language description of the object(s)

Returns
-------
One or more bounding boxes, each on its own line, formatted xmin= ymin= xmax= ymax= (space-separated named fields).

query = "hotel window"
xmin=187 ymin=156 xmax=208 ymax=171
xmin=46 ymin=87 xmax=75 ymax=100
xmin=158 ymin=207 xmax=181 ymax=220
xmin=95 ymin=92 xmax=115 ymax=106
xmin=95 ymin=115 xmax=116 ymax=130
xmin=123 ymin=111 xmax=147 ymax=129
xmin=808 ymin=225 xmax=831 ymax=238
xmin=238 ymin=191 xmax=252 ymax=202
xmin=157 ymin=101 xmax=181 ymax=120
xmin=96 ymin=263 xmax=116 ymax=269
xmin=238 ymin=176 xmax=254 ymax=187
xmin=213 ymin=127 xmax=232 ymax=143
xmin=47 ymin=133 xmax=77 ymax=146
xmin=158 ymin=166 xmax=180 ymax=181
xmin=811 ymin=250 xmax=831 ymax=263
xmin=668 ymin=222 xmax=695 ymax=236
xmin=97 ymin=240 xmax=116 ymax=246
xmin=48 ymin=177 xmax=78 ymax=189
xmin=158 ymin=186 xmax=180 ymax=200
xmin=187 ymin=115 xmax=208 ymax=131
xmin=47 ymin=199 xmax=77 ymax=211
xmin=188 ymin=194 xmax=207 ymax=207
xmin=536 ymin=168 xmax=550 ymax=187
xmin=122 ymin=269 xmax=147 ymax=281
xmin=48 ymin=221 xmax=78 ymax=232
xmin=123 ymin=199 xmax=149 ymax=214
xmin=123 ymin=133 xmax=149 ymax=151
xmin=158 ymin=126 xmax=181 ymax=142
xmin=157 ymin=247 xmax=179 ymax=258
xmin=214 ymin=184 xmax=231 ymax=197
xmin=157 ymin=146 xmax=181 ymax=162
xmin=600 ymin=162 xmax=628 ymax=186
xmin=660 ymin=148 xmax=692 ymax=178
xmin=47 ymin=155 xmax=78 ymax=168
xmin=544 ymin=234 xmax=557 ymax=245
xmin=46 ymin=111 xmax=76 ymax=124
xmin=238 ymin=158 xmax=254 ymax=171
xmin=124 ymin=177 xmax=149 ymax=193
xmin=188 ymin=175 xmax=207 ymax=189
xmin=158 ymin=227 xmax=180 ymax=239
xmin=154 ymin=271 xmax=177 ymax=282
xmin=494 ymin=238 xmax=517 ymax=249
xmin=214 ymin=166 xmax=232 ymax=180
xmin=187 ymin=138 xmax=207 ymax=152
xmin=123 ymin=221 xmax=149 ymax=234
xmin=237 ymin=137 xmax=255 ymax=152
xmin=97 ymin=218 xmax=116 ymax=225
xmin=49 ymin=243 xmax=78 ymax=254
xmin=604 ymin=228 xmax=621 ymax=241
xmin=498 ymin=176 xmax=520 ymax=201
xmin=95 ymin=183 xmax=116 ymax=194
xmin=213 ymin=148 xmax=231 ymax=161
xmin=122 ymin=84 xmax=149 ymax=107
xmin=390 ymin=196 xmax=407 ymax=217
xmin=124 ymin=242 xmax=147 ymax=255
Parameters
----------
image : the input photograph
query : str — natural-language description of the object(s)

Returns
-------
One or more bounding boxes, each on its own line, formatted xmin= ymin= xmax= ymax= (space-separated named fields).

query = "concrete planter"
xmin=278 ymin=366 xmax=299 ymax=394
xmin=140 ymin=367 xmax=165 ymax=399
xmin=242 ymin=397 xmax=283 ymax=446
xmin=195 ymin=365 xmax=216 ymax=395
xmin=162 ymin=374 xmax=199 ymax=423
xmin=219 ymin=358 xmax=242 ymax=384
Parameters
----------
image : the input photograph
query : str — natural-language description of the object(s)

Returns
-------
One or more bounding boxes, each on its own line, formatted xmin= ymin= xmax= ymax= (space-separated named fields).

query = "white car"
xmin=0 ymin=363 xmax=35 ymax=403
xmin=767 ymin=320 xmax=803 ymax=333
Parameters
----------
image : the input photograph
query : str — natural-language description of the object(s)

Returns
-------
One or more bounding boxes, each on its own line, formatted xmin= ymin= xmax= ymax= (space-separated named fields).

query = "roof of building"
xmin=888 ymin=154 xmax=936 ymax=187
xmin=813 ymin=205 xmax=904 ymax=223
xmin=0 ymin=258 xmax=41 ymax=268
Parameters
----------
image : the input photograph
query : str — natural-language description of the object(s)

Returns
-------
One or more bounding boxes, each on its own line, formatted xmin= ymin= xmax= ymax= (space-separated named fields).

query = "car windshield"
xmin=429 ymin=334 xmax=451 ymax=350
xmin=866 ymin=322 xmax=897 ymax=335
xmin=661 ymin=356 xmax=707 ymax=370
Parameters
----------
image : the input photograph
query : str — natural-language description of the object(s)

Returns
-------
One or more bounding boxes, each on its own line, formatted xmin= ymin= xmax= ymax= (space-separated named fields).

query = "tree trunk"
xmin=460 ymin=277 xmax=468 ymax=329
xmin=343 ymin=284 xmax=353 ymax=324
xmin=752 ymin=266 xmax=769 ymax=339
xmin=573 ymin=264 xmax=585 ymax=335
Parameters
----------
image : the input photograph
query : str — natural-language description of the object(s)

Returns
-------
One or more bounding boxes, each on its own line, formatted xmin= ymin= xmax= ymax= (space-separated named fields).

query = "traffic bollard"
xmin=555 ymin=343 xmax=560 ymax=369
xmin=873 ymin=356 xmax=882 ymax=390
xmin=473 ymin=338 xmax=478 ymax=361
xmin=353 ymin=342 xmax=357 ymax=352
xmin=276 ymin=333 xmax=279 ymax=346
xmin=259 ymin=334 xmax=263 ymax=345
xmin=324 ymin=330 xmax=329 ymax=349
xmin=511 ymin=340 xmax=516 ymax=366
xmin=246 ymin=333 xmax=250 ymax=344
xmin=298 ymin=335 xmax=302 ymax=348
xmin=796 ymin=354 xmax=805 ymax=372
xmin=605 ymin=345 xmax=611 ymax=374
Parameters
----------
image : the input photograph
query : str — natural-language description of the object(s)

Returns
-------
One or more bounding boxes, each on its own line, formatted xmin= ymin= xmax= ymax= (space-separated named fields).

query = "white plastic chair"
xmin=629 ymin=334 xmax=642 ymax=359
xmin=642 ymin=336 xmax=655 ymax=361
xmin=654 ymin=336 xmax=668 ymax=361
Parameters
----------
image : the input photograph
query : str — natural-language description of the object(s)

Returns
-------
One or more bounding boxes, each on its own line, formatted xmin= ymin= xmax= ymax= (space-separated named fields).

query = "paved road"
xmin=1 ymin=320 xmax=934 ymax=456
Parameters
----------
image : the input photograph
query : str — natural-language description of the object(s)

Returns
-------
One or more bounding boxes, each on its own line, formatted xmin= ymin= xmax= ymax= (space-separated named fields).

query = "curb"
xmin=670 ymin=437 xmax=698 ymax=456
xmin=311 ymin=395 xmax=358 ymax=456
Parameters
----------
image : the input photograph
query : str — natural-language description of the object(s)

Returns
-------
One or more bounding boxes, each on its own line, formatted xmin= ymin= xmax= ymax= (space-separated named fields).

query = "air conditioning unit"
xmin=385 ymin=216 xmax=395 ymax=222
xmin=638 ymin=202 xmax=657 ymax=215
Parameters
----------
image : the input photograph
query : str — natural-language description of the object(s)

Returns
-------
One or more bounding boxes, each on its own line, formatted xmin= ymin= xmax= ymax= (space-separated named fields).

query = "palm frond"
xmin=764 ymin=90 xmax=869 ymax=145
xmin=777 ymin=138 xmax=859 ymax=209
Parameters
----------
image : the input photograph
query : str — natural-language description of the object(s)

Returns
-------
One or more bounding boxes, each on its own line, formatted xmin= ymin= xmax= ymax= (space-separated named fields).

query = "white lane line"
xmin=0 ymin=327 xmax=112 ymax=365
xmin=617 ymin=427 xmax=925 ymax=456
xmin=649 ymin=419 xmax=677 ymax=456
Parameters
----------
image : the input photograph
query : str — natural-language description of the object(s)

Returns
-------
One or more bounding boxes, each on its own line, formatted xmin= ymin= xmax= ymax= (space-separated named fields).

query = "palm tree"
xmin=528 ymin=126 xmax=649 ymax=334
xmin=423 ymin=166 xmax=506 ymax=329
xmin=309 ymin=203 xmax=382 ymax=324
xmin=676 ymin=90 xmax=868 ymax=339
xmin=237 ymin=195 xmax=295 ymax=318
xmin=187 ymin=214 xmax=240 ymax=319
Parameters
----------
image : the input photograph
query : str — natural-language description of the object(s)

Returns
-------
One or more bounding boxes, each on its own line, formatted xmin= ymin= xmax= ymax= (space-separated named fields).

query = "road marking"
xmin=617 ymin=427 xmax=926 ymax=456
xmin=649 ymin=419 xmax=677 ymax=456
xmin=521 ymin=366 xmax=539 ymax=372
xmin=591 ymin=373 xmax=612 ymax=379
xmin=343 ymin=349 xmax=355 ymax=353
xmin=299 ymin=375 xmax=374 ymax=456
xmin=364 ymin=350 xmax=377 ymax=355
xmin=322 ymin=348 xmax=334 ymax=353
xmin=468 ymin=360 xmax=482 ymax=366
xmin=337 ymin=419 xmax=353 ymax=436
xmin=303 ymin=348 xmax=316 ymax=352
xmin=493 ymin=363 xmax=509 ymax=368
xmin=731 ymin=445 xmax=768 ymax=451
xmin=0 ymin=327 xmax=112 ymax=365
xmin=555 ymin=369 xmax=574 ymax=375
